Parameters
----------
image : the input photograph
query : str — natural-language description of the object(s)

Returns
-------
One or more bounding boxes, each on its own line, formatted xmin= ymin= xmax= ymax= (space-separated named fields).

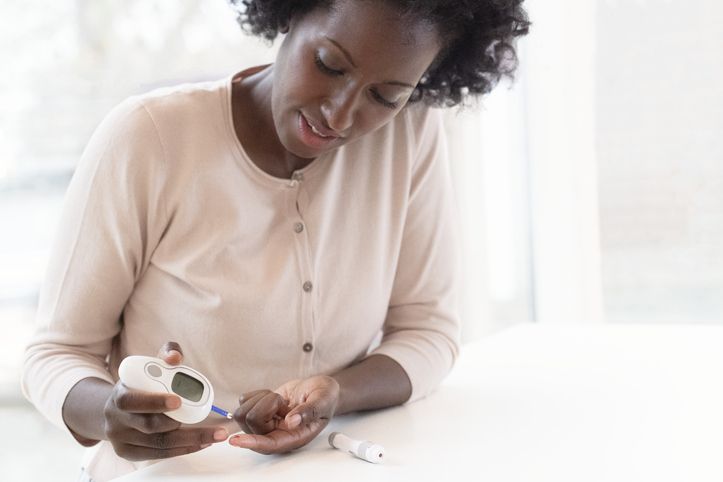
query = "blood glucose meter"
xmin=118 ymin=355 xmax=232 ymax=424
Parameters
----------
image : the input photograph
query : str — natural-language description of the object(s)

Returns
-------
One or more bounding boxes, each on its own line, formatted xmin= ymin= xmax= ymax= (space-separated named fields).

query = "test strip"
xmin=211 ymin=405 xmax=233 ymax=419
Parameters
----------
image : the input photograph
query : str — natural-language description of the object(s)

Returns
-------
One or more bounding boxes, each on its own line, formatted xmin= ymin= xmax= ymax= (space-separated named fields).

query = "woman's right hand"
xmin=102 ymin=342 xmax=229 ymax=461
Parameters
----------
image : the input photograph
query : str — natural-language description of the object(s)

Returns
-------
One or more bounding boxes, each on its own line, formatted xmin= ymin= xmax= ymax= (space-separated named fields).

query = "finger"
xmin=230 ymin=432 xmax=282 ymax=455
xmin=125 ymin=426 xmax=229 ymax=449
xmin=114 ymin=442 xmax=208 ymax=462
xmin=245 ymin=392 xmax=290 ymax=434
xmin=237 ymin=389 xmax=270 ymax=406
xmin=229 ymin=422 xmax=324 ymax=455
xmin=239 ymin=390 xmax=272 ymax=407
xmin=124 ymin=413 xmax=181 ymax=435
xmin=158 ymin=341 xmax=183 ymax=366
xmin=234 ymin=390 xmax=283 ymax=433
xmin=115 ymin=384 xmax=182 ymax=414
xmin=284 ymin=391 xmax=335 ymax=429
xmin=238 ymin=389 xmax=270 ymax=406
xmin=234 ymin=391 xmax=268 ymax=434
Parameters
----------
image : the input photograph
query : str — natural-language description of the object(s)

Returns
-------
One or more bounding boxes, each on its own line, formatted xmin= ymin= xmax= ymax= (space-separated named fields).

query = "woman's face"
xmin=271 ymin=0 xmax=442 ymax=160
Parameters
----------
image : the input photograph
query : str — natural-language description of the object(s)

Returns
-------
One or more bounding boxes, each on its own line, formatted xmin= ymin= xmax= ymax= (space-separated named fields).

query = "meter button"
xmin=146 ymin=364 xmax=162 ymax=377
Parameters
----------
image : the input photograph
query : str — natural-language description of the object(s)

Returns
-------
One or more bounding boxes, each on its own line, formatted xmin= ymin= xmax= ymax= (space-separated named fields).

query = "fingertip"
xmin=232 ymin=407 xmax=243 ymax=422
xmin=286 ymin=413 xmax=302 ymax=428
xmin=165 ymin=349 xmax=183 ymax=364
xmin=229 ymin=435 xmax=253 ymax=448
xmin=158 ymin=342 xmax=183 ymax=363
xmin=166 ymin=395 xmax=181 ymax=410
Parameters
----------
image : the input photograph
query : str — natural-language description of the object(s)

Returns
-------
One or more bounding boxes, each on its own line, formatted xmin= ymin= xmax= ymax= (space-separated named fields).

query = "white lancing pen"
xmin=328 ymin=432 xmax=385 ymax=464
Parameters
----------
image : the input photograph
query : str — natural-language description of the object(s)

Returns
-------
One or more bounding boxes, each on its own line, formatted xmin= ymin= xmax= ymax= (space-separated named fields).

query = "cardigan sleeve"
xmin=368 ymin=107 xmax=462 ymax=402
xmin=20 ymin=97 xmax=169 ymax=438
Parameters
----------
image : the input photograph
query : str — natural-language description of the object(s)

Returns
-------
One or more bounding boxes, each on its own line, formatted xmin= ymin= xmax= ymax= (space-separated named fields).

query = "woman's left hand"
xmin=229 ymin=375 xmax=340 ymax=454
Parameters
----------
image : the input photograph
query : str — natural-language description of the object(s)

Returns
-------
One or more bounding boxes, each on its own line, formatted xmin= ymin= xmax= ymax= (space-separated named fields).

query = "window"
xmin=0 ymin=0 xmax=277 ymax=399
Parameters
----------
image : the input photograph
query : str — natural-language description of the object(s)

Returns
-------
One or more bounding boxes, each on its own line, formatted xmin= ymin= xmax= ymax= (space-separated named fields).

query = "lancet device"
xmin=118 ymin=355 xmax=232 ymax=424
xmin=328 ymin=432 xmax=385 ymax=464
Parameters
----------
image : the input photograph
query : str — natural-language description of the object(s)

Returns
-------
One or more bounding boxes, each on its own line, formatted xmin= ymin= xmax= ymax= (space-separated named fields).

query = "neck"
xmin=232 ymin=66 xmax=314 ymax=179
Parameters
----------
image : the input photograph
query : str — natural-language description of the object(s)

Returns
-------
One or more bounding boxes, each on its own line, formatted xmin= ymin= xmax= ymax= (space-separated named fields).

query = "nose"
xmin=321 ymin=86 xmax=359 ymax=134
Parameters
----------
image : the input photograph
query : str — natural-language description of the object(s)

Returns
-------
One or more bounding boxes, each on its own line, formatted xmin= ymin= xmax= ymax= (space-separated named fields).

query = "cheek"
xmin=277 ymin=53 xmax=325 ymax=106
xmin=347 ymin=110 xmax=401 ymax=141
xmin=366 ymin=99 xmax=406 ymax=126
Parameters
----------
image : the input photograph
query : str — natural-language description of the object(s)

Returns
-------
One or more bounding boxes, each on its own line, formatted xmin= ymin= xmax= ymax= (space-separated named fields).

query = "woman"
xmin=22 ymin=0 xmax=529 ymax=479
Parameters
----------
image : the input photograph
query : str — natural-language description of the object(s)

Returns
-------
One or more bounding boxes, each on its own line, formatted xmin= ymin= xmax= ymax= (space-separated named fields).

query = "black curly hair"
xmin=228 ymin=0 xmax=530 ymax=107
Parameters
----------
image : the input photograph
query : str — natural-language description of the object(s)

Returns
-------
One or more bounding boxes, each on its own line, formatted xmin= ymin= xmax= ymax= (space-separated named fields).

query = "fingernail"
xmin=201 ymin=443 xmax=211 ymax=449
xmin=167 ymin=349 xmax=181 ymax=360
xmin=228 ymin=436 xmax=240 ymax=446
xmin=166 ymin=397 xmax=181 ymax=409
xmin=287 ymin=414 xmax=302 ymax=428
xmin=214 ymin=429 xmax=228 ymax=441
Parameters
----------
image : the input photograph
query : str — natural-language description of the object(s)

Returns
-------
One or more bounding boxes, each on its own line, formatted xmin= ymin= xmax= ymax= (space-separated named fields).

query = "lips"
xmin=308 ymin=117 xmax=337 ymax=138
xmin=297 ymin=112 xmax=341 ymax=149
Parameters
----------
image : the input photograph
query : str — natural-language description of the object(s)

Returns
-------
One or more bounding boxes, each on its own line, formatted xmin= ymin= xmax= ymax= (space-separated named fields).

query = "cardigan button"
xmin=303 ymin=343 xmax=313 ymax=353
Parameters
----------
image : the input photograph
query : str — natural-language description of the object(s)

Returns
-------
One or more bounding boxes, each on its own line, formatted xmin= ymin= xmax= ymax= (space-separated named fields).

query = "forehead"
xmin=294 ymin=0 xmax=441 ymax=75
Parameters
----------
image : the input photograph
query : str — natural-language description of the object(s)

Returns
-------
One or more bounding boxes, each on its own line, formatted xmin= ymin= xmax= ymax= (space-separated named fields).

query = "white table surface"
xmin=117 ymin=324 xmax=723 ymax=481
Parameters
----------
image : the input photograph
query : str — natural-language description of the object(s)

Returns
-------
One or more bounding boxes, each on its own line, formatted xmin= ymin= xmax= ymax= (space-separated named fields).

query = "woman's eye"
xmin=314 ymin=52 xmax=343 ymax=76
xmin=314 ymin=50 xmax=399 ymax=109
xmin=371 ymin=89 xmax=399 ymax=109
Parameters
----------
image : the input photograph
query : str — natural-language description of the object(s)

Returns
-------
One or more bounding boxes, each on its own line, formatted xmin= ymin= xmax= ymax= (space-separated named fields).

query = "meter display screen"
xmin=171 ymin=372 xmax=204 ymax=402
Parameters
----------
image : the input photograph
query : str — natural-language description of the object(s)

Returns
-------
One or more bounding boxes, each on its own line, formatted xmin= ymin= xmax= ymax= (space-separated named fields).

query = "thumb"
xmin=158 ymin=341 xmax=184 ymax=366
xmin=284 ymin=393 xmax=335 ymax=429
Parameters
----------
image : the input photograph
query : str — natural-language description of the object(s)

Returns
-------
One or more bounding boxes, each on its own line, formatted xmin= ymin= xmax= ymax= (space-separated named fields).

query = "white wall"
xmin=595 ymin=0 xmax=723 ymax=323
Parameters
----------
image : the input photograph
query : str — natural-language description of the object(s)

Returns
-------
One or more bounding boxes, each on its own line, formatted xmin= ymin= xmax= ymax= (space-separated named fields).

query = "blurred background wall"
xmin=0 ymin=0 xmax=721 ymax=479
xmin=595 ymin=0 xmax=723 ymax=323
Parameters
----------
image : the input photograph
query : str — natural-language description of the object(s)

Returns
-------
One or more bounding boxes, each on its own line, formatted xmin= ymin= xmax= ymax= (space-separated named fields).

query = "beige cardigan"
xmin=22 ymin=67 xmax=461 ymax=480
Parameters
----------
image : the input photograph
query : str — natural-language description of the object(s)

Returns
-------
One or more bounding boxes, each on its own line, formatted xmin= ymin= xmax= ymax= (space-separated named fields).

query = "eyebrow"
xmin=324 ymin=36 xmax=416 ymax=90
